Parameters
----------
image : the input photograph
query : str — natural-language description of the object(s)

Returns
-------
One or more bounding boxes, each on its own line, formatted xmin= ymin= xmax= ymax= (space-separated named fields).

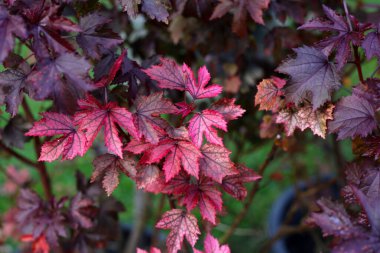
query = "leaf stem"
xmin=220 ymin=143 xmax=278 ymax=244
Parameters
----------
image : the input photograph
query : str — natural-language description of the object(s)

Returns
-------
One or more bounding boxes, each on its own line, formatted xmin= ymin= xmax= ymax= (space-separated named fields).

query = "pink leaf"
xmin=143 ymin=58 xmax=187 ymax=91
xmin=183 ymin=64 xmax=222 ymax=100
xmin=74 ymin=95 xmax=138 ymax=158
xmin=134 ymin=92 xmax=178 ymax=144
xmin=200 ymin=144 xmax=237 ymax=183
xmin=210 ymin=98 xmax=245 ymax=121
xmin=26 ymin=112 xmax=87 ymax=161
xmin=188 ymin=109 xmax=227 ymax=148
xmin=156 ymin=209 xmax=200 ymax=253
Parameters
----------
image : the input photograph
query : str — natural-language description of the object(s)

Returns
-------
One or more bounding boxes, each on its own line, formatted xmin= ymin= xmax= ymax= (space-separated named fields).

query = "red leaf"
xmin=188 ymin=109 xmax=227 ymax=148
xmin=183 ymin=178 xmax=223 ymax=224
xmin=255 ymin=77 xmax=286 ymax=112
xmin=136 ymin=164 xmax=165 ymax=194
xmin=143 ymin=58 xmax=187 ymax=91
xmin=75 ymin=95 xmax=139 ymax=157
xmin=183 ymin=64 xmax=222 ymax=100
xmin=175 ymin=102 xmax=195 ymax=118
xmin=124 ymin=138 xmax=153 ymax=154
xmin=134 ymin=92 xmax=178 ymax=144
xmin=200 ymin=144 xmax=237 ymax=183
xmin=95 ymin=51 xmax=127 ymax=87
xmin=222 ymin=164 xmax=261 ymax=200
xmin=137 ymin=247 xmax=161 ymax=253
xmin=204 ymin=234 xmax=231 ymax=253
xmin=210 ymin=98 xmax=245 ymax=122
xmin=210 ymin=0 xmax=270 ymax=36
xmin=156 ymin=209 xmax=200 ymax=253
xmin=91 ymin=153 xmax=136 ymax=195
xmin=26 ymin=112 xmax=87 ymax=162
xmin=143 ymin=127 xmax=202 ymax=181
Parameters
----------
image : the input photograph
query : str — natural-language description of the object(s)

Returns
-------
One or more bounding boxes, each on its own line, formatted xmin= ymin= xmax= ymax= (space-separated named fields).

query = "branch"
xmin=0 ymin=141 xmax=39 ymax=167
xmin=220 ymin=143 xmax=278 ymax=243
xmin=343 ymin=0 xmax=365 ymax=84
xmin=22 ymin=99 xmax=53 ymax=200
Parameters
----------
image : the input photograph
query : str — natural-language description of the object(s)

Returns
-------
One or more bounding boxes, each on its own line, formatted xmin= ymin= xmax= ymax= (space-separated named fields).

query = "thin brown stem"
xmin=353 ymin=46 xmax=365 ymax=83
xmin=22 ymin=99 xmax=53 ymax=200
xmin=342 ymin=0 xmax=365 ymax=84
xmin=0 ymin=141 xmax=39 ymax=167
xmin=151 ymin=194 xmax=166 ymax=247
xmin=220 ymin=143 xmax=278 ymax=244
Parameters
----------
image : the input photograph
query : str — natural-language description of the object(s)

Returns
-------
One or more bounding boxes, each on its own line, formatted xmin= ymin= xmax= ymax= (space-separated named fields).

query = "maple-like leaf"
xmin=309 ymin=198 xmax=358 ymax=239
xmin=276 ymin=46 xmax=341 ymax=110
xmin=95 ymin=51 xmax=127 ymax=87
xmin=143 ymin=58 xmax=187 ymax=91
xmin=328 ymin=95 xmax=377 ymax=140
xmin=76 ymin=13 xmax=123 ymax=59
xmin=91 ymin=153 xmax=136 ymax=195
xmin=210 ymin=0 xmax=270 ymax=36
xmin=222 ymin=164 xmax=261 ymax=200
xmin=25 ymin=112 xmax=87 ymax=162
xmin=124 ymin=138 xmax=153 ymax=154
xmin=141 ymin=0 xmax=171 ymax=24
xmin=21 ymin=234 xmax=50 ymax=253
xmin=23 ymin=5 xmax=79 ymax=57
xmin=119 ymin=0 xmax=141 ymax=18
xmin=210 ymin=98 xmax=245 ymax=122
xmin=74 ymin=95 xmax=139 ymax=158
xmin=137 ymin=247 xmax=161 ymax=253
xmin=188 ymin=109 xmax=227 ymax=148
xmin=299 ymin=5 xmax=370 ymax=69
xmin=143 ymin=127 xmax=202 ymax=181
xmin=119 ymin=0 xmax=170 ymax=23
xmin=362 ymin=23 xmax=380 ymax=61
xmin=203 ymin=234 xmax=231 ymax=253
xmin=156 ymin=209 xmax=200 ymax=253
xmin=0 ymin=69 xmax=28 ymax=116
xmin=199 ymin=144 xmax=237 ymax=183
xmin=26 ymin=53 xmax=93 ymax=114
xmin=0 ymin=7 xmax=27 ymax=62
xmin=255 ymin=77 xmax=286 ymax=112
xmin=276 ymin=103 xmax=335 ymax=138
xmin=183 ymin=64 xmax=222 ymax=100
xmin=182 ymin=178 xmax=222 ymax=224
xmin=136 ymin=164 xmax=165 ymax=194
xmin=134 ymin=92 xmax=178 ymax=144
xmin=309 ymin=197 xmax=380 ymax=253
xmin=175 ymin=102 xmax=195 ymax=118
xmin=69 ymin=193 xmax=97 ymax=229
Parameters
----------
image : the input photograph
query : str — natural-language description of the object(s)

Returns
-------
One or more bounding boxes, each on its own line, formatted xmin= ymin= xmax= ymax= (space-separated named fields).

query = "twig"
xmin=220 ymin=143 xmax=278 ymax=244
xmin=343 ymin=0 xmax=365 ymax=84
xmin=22 ymin=99 xmax=53 ymax=200
xmin=151 ymin=194 xmax=166 ymax=247
xmin=0 ymin=141 xmax=39 ymax=167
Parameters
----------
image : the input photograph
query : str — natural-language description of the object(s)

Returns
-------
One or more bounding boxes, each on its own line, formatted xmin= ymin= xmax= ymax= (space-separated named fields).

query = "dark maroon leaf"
xmin=76 ymin=13 xmax=123 ymax=59
xmin=299 ymin=5 xmax=370 ymax=69
xmin=0 ymin=6 xmax=27 ymax=62
xmin=362 ymin=23 xmax=380 ymax=61
xmin=26 ymin=53 xmax=93 ymax=114
xmin=328 ymin=95 xmax=377 ymax=140
xmin=277 ymin=46 xmax=341 ymax=110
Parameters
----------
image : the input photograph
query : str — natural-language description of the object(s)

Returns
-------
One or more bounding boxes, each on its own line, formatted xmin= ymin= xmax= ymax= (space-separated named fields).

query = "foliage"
xmin=1 ymin=0 xmax=380 ymax=252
